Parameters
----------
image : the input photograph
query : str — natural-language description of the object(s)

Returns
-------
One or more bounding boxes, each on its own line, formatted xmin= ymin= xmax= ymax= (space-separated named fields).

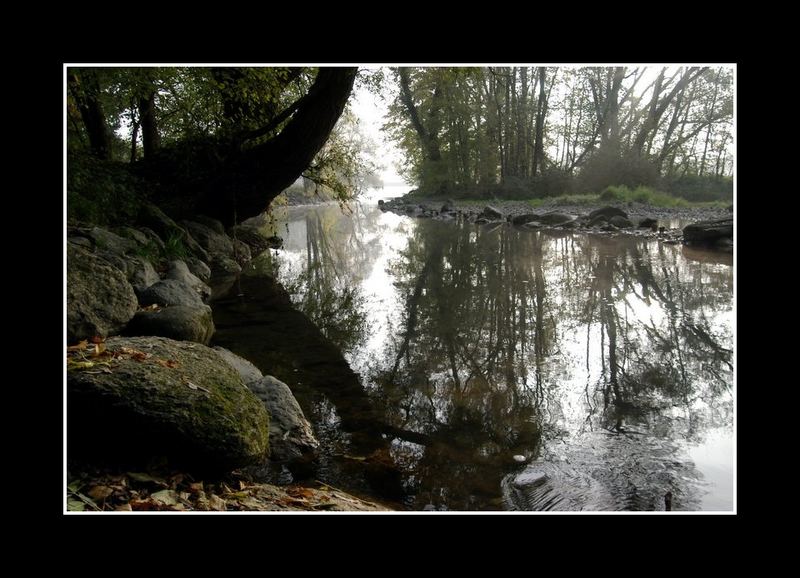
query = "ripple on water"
xmin=502 ymin=432 xmax=703 ymax=511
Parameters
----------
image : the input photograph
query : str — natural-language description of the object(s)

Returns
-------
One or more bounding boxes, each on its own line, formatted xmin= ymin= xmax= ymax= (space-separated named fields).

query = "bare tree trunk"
xmin=139 ymin=89 xmax=160 ymax=157
xmin=532 ymin=67 xmax=547 ymax=176
xmin=518 ymin=67 xmax=528 ymax=178
xmin=130 ymin=119 xmax=139 ymax=163
xmin=68 ymin=70 xmax=111 ymax=160
xmin=699 ymin=69 xmax=721 ymax=175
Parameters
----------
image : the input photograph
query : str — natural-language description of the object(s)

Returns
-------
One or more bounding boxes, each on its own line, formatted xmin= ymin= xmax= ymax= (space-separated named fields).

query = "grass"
xmin=595 ymin=185 xmax=730 ymax=208
xmin=413 ymin=186 xmax=730 ymax=210
xmin=440 ymin=186 xmax=731 ymax=209
xmin=163 ymin=233 xmax=188 ymax=260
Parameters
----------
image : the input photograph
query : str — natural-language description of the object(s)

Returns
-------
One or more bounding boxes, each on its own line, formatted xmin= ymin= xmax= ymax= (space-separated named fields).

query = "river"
xmin=212 ymin=186 xmax=734 ymax=512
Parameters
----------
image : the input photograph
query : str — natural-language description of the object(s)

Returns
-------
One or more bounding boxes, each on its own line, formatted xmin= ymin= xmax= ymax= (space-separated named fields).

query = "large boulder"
xmin=683 ymin=218 xmax=733 ymax=244
xmin=67 ymin=244 xmax=138 ymax=343
xmin=125 ymin=305 xmax=215 ymax=344
xmin=84 ymin=226 xmax=139 ymax=255
xmin=137 ymin=203 xmax=209 ymax=262
xmin=166 ymin=261 xmax=212 ymax=303
xmin=137 ymin=279 xmax=205 ymax=308
xmin=93 ymin=250 xmax=160 ymax=293
xmin=114 ymin=226 xmax=152 ymax=247
xmin=127 ymin=256 xmax=160 ymax=292
xmin=182 ymin=220 xmax=235 ymax=258
xmin=67 ymin=336 xmax=270 ymax=471
xmin=248 ymin=376 xmax=319 ymax=463
xmin=185 ymin=257 xmax=212 ymax=284
xmin=209 ymin=347 xmax=318 ymax=463
xmin=229 ymin=224 xmax=282 ymax=255
xmin=209 ymin=254 xmax=242 ymax=283
xmin=232 ymin=239 xmax=252 ymax=265
xmin=213 ymin=346 xmax=263 ymax=385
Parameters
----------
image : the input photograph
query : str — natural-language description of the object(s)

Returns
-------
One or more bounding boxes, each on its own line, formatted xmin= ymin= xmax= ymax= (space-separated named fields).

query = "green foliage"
xmin=577 ymin=149 xmax=660 ymax=193
xmin=661 ymin=174 xmax=733 ymax=202
xmin=598 ymin=185 xmax=688 ymax=207
xmin=67 ymin=67 xmax=318 ymax=156
xmin=301 ymin=109 xmax=383 ymax=204
xmin=132 ymin=241 xmax=163 ymax=264
xmin=67 ymin=153 xmax=146 ymax=225
xmin=385 ymin=66 xmax=734 ymax=196
xmin=522 ymin=187 xmax=728 ymax=209
xmin=163 ymin=233 xmax=188 ymax=260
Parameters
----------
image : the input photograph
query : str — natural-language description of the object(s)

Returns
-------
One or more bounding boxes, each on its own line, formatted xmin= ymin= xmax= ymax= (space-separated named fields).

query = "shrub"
xmin=577 ymin=149 xmax=659 ymax=193
xmin=660 ymin=174 xmax=732 ymax=202
xmin=67 ymin=153 xmax=146 ymax=226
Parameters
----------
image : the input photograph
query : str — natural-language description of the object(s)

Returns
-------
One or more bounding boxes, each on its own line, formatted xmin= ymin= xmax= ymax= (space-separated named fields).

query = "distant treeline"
xmin=386 ymin=67 xmax=733 ymax=200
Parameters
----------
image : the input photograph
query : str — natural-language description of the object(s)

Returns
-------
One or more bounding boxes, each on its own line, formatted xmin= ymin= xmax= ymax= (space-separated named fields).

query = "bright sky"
xmin=349 ymin=75 xmax=407 ymax=185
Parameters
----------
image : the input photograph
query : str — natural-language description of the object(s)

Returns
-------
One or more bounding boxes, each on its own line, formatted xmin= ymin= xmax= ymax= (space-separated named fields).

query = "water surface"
xmin=213 ymin=195 xmax=734 ymax=511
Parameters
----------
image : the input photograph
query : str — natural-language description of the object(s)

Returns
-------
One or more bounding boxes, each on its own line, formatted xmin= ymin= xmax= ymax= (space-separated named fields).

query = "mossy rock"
xmin=67 ymin=244 xmax=138 ymax=343
xmin=68 ymin=336 xmax=269 ymax=472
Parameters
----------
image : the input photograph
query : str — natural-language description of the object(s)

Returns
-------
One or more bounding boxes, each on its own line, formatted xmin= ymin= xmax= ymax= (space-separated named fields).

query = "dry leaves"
xmin=66 ymin=340 xmax=179 ymax=374
xmin=66 ymin=470 xmax=389 ymax=512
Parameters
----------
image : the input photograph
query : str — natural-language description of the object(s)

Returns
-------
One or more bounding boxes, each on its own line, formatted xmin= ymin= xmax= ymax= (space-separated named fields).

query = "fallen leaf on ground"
xmin=150 ymin=490 xmax=179 ymax=507
xmin=88 ymin=485 xmax=114 ymax=501
xmin=118 ymin=347 xmax=149 ymax=361
xmin=67 ymin=341 xmax=88 ymax=352
xmin=185 ymin=381 xmax=211 ymax=393
xmin=208 ymin=495 xmax=227 ymax=511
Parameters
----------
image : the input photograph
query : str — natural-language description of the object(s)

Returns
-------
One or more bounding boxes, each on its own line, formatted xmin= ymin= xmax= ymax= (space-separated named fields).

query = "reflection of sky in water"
xmin=265 ymin=193 xmax=734 ymax=511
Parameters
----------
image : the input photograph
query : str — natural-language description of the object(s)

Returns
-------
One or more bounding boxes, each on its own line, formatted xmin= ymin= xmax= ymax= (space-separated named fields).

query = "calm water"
xmin=213 ymin=189 xmax=734 ymax=512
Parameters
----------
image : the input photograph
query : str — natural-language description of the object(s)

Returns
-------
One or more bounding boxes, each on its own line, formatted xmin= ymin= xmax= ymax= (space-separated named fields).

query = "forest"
xmin=66 ymin=64 xmax=735 ymax=513
xmin=386 ymin=67 xmax=732 ymax=200
xmin=68 ymin=66 xmax=732 ymax=228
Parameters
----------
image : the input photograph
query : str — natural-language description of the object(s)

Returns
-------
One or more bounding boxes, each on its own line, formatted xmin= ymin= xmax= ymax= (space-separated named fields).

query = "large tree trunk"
xmin=200 ymin=67 xmax=358 ymax=225
xmin=398 ymin=68 xmax=441 ymax=162
xmin=139 ymin=90 xmax=160 ymax=157
xmin=68 ymin=70 xmax=111 ymax=160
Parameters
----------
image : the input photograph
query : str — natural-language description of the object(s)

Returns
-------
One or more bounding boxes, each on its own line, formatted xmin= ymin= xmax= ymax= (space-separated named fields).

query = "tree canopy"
xmin=67 ymin=66 xmax=365 ymax=225
xmin=384 ymin=66 xmax=733 ymax=198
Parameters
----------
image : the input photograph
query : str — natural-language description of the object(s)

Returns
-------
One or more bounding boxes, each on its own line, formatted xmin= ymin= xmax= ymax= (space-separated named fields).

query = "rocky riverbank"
xmin=67 ymin=467 xmax=388 ymax=512
xmin=66 ymin=205 xmax=390 ymax=512
xmin=378 ymin=197 xmax=734 ymax=250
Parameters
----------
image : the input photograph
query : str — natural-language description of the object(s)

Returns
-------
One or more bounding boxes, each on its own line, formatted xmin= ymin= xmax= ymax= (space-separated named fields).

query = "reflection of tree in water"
xmin=372 ymin=220 xmax=555 ymax=509
xmin=372 ymin=222 xmax=732 ymax=509
xmin=501 ymin=233 xmax=732 ymax=510
xmin=255 ymin=205 xmax=732 ymax=509
xmin=576 ymin=234 xmax=733 ymax=442
xmin=281 ymin=204 xmax=385 ymax=355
